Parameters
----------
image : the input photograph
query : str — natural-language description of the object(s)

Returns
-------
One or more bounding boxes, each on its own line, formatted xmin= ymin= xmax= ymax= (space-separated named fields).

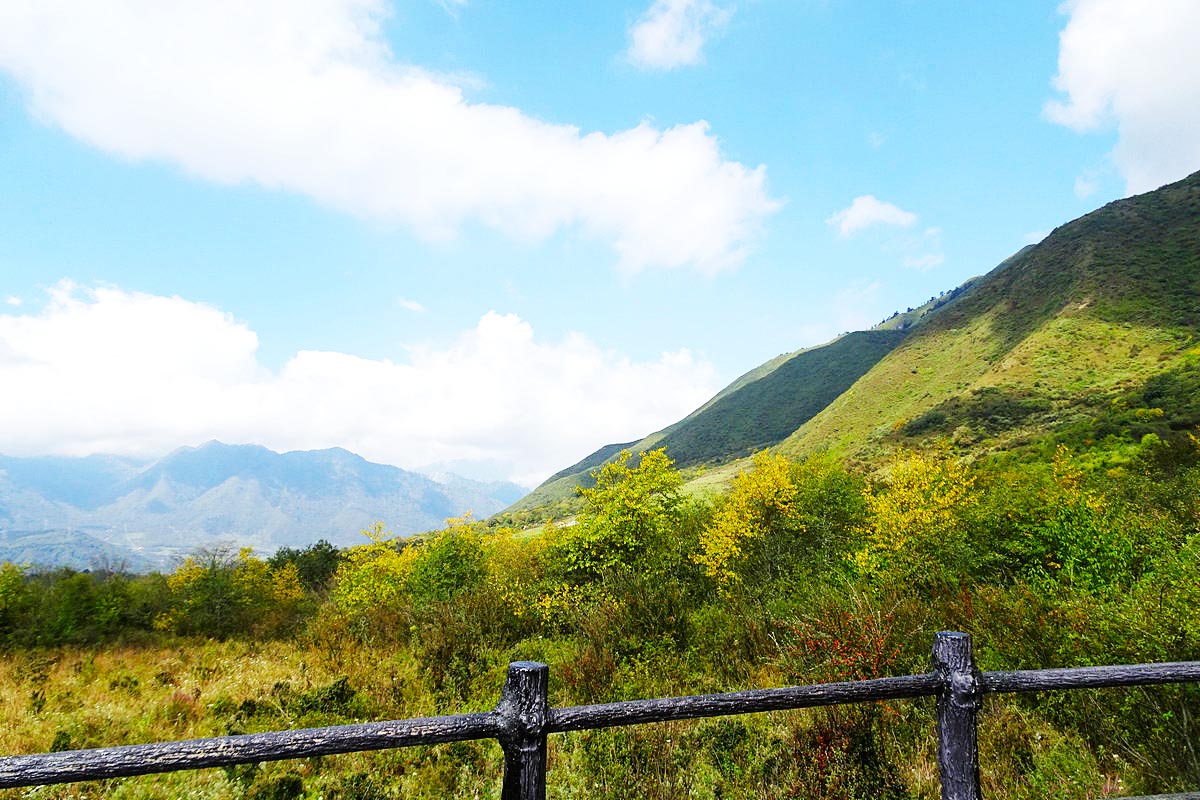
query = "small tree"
xmin=407 ymin=516 xmax=487 ymax=606
xmin=852 ymin=450 xmax=978 ymax=586
xmin=329 ymin=522 xmax=416 ymax=619
xmin=554 ymin=449 xmax=683 ymax=580
xmin=156 ymin=547 xmax=305 ymax=638
xmin=696 ymin=451 xmax=798 ymax=587
xmin=269 ymin=539 xmax=343 ymax=593
xmin=0 ymin=563 xmax=30 ymax=644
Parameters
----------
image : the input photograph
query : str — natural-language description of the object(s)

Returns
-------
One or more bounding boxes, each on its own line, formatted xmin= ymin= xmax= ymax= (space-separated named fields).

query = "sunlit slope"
xmin=503 ymin=440 xmax=641 ymax=518
xmin=780 ymin=170 xmax=1200 ymax=462
xmin=506 ymin=330 xmax=906 ymax=516
xmin=652 ymin=330 xmax=905 ymax=466
xmin=503 ymin=170 xmax=1200 ymax=520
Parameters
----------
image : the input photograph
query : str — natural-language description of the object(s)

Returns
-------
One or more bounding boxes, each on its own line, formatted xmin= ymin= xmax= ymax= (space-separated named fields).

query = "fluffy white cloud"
xmin=0 ymin=284 xmax=717 ymax=486
xmin=626 ymin=0 xmax=733 ymax=70
xmin=1045 ymin=0 xmax=1200 ymax=193
xmin=831 ymin=279 xmax=885 ymax=334
xmin=902 ymin=253 xmax=944 ymax=271
xmin=900 ymin=227 xmax=944 ymax=271
xmin=826 ymin=195 xmax=917 ymax=238
xmin=1074 ymin=170 xmax=1101 ymax=199
xmin=0 ymin=0 xmax=776 ymax=274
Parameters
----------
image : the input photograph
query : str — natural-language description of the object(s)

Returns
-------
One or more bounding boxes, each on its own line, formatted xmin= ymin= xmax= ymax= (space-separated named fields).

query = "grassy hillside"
xmin=780 ymin=170 xmax=1200 ymax=465
xmin=501 ymin=440 xmax=641 ymax=521
xmin=505 ymin=330 xmax=907 ymax=521
xmin=503 ymin=170 xmax=1200 ymax=520
xmin=654 ymin=330 xmax=906 ymax=467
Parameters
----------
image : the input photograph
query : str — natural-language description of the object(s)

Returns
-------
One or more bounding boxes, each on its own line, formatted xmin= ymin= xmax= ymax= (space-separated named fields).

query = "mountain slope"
xmin=507 ymin=328 xmax=910 ymax=516
xmin=780 ymin=170 xmax=1200 ymax=462
xmin=510 ymin=170 xmax=1200 ymax=518
xmin=654 ymin=330 xmax=907 ymax=466
xmin=0 ymin=454 xmax=144 ymax=511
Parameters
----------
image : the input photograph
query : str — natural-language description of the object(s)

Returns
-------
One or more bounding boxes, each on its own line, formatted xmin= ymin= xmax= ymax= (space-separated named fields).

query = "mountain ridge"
xmin=0 ymin=441 xmax=528 ymax=569
xmin=781 ymin=168 xmax=1200 ymax=462
xmin=508 ymin=170 xmax=1200 ymax=518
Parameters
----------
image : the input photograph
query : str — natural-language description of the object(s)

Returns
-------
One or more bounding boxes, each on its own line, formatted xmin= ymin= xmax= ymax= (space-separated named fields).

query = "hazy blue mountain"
xmin=0 ymin=442 xmax=528 ymax=570
xmin=0 ymin=529 xmax=156 ymax=572
xmin=0 ymin=453 xmax=144 ymax=510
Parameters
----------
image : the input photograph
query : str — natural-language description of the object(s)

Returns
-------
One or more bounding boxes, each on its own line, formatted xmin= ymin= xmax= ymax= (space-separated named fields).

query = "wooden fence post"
xmin=933 ymin=631 xmax=982 ymax=800
xmin=497 ymin=661 xmax=549 ymax=800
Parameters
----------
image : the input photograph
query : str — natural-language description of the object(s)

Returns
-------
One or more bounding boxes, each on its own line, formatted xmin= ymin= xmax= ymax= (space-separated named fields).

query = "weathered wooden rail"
xmin=1 ymin=631 xmax=1198 ymax=799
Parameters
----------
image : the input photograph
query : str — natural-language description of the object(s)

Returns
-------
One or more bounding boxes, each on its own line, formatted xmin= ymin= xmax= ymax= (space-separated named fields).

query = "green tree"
xmin=329 ymin=522 xmax=416 ymax=626
xmin=554 ymin=449 xmax=683 ymax=580
xmin=853 ymin=449 xmax=979 ymax=586
xmin=697 ymin=451 xmax=866 ymax=590
xmin=1024 ymin=446 xmax=1136 ymax=594
xmin=696 ymin=451 xmax=798 ymax=587
xmin=156 ymin=547 xmax=304 ymax=638
xmin=0 ymin=562 xmax=31 ymax=644
xmin=407 ymin=517 xmax=487 ymax=606
xmin=269 ymin=539 xmax=343 ymax=593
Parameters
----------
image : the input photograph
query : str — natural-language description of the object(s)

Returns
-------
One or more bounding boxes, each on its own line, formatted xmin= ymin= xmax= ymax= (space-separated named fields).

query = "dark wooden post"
xmin=933 ymin=632 xmax=982 ymax=800
xmin=497 ymin=661 xmax=549 ymax=800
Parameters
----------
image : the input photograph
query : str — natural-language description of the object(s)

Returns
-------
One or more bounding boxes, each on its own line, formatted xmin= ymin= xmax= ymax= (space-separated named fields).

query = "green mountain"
xmin=509 ymin=170 xmax=1200 ymax=519
xmin=503 ymin=329 xmax=909 ymax=519
xmin=781 ymin=168 xmax=1200 ymax=463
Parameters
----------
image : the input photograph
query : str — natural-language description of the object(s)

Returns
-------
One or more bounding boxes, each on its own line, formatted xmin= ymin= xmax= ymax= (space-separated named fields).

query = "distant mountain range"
xmin=509 ymin=169 xmax=1200 ymax=518
xmin=0 ymin=442 xmax=527 ymax=570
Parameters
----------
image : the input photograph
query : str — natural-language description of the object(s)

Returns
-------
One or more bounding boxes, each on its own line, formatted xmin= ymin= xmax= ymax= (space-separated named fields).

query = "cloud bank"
xmin=1046 ymin=0 xmax=1200 ymax=193
xmin=0 ymin=284 xmax=717 ymax=486
xmin=826 ymin=195 xmax=917 ymax=238
xmin=626 ymin=0 xmax=733 ymax=71
xmin=0 ymin=0 xmax=776 ymax=274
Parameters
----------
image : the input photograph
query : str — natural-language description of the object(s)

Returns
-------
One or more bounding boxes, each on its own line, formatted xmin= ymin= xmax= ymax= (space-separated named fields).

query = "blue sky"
xmin=1 ymin=0 xmax=1198 ymax=486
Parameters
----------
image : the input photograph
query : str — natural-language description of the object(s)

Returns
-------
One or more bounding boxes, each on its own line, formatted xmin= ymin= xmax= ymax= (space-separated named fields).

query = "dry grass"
xmin=0 ymin=638 xmax=466 ymax=799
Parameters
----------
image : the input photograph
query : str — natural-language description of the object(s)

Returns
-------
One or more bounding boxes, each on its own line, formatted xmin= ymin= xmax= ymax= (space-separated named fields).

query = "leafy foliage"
xmin=328 ymin=522 xmax=416 ymax=628
xmin=155 ymin=547 xmax=303 ymax=638
xmin=268 ymin=539 xmax=343 ymax=593
xmin=551 ymin=449 xmax=684 ymax=580
xmin=696 ymin=451 xmax=798 ymax=586
xmin=853 ymin=450 xmax=979 ymax=585
xmin=3 ymin=438 xmax=1200 ymax=798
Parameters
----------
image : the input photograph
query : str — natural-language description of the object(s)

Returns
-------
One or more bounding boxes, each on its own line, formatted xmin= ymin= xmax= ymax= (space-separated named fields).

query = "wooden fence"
xmin=1 ymin=631 xmax=1198 ymax=800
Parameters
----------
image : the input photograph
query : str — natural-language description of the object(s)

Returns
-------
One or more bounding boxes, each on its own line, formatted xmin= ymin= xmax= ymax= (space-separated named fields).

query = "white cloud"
xmin=626 ymin=0 xmax=733 ymax=71
xmin=398 ymin=297 xmax=427 ymax=313
xmin=1074 ymin=173 xmax=1099 ymax=198
xmin=4 ymin=296 xmax=20 ymax=306
xmin=789 ymin=279 xmax=885 ymax=345
xmin=831 ymin=279 xmax=884 ymax=334
xmin=867 ymin=131 xmax=886 ymax=149
xmin=436 ymin=0 xmax=468 ymax=17
xmin=903 ymin=253 xmax=944 ymax=272
xmin=901 ymin=227 xmax=944 ymax=271
xmin=826 ymin=195 xmax=918 ymax=238
xmin=0 ymin=284 xmax=717 ymax=486
xmin=1045 ymin=0 xmax=1200 ymax=194
xmin=0 ymin=1 xmax=776 ymax=274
